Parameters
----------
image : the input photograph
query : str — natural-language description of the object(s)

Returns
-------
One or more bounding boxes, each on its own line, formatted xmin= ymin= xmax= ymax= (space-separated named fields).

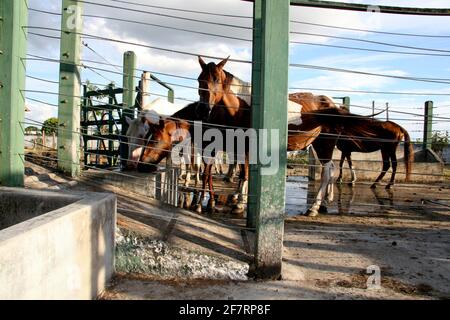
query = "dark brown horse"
xmin=136 ymin=58 xmax=391 ymax=217
xmin=195 ymin=57 xmax=377 ymax=216
xmin=336 ymin=120 xmax=413 ymax=189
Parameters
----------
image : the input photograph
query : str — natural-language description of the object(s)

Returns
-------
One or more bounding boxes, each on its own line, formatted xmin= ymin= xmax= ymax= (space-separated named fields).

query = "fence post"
xmin=372 ymin=101 xmax=375 ymax=118
xmin=248 ymin=0 xmax=290 ymax=280
xmin=343 ymin=96 xmax=350 ymax=110
xmin=386 ymin=102 xmax=389 ymax=121
xmin=123 ymin=51 xmax=136 ymax=110
xmin=247 ymin=0 xmax=263 ymax=229
xmin=57 ymin=0 xmax=83 ymax=177
xmin=141 ymin=72 xmax=151 ymax=107
xmin=423 ymin=101 xmax=433 ymax=150
xmin=168 ymin=89 xmax=175 ymax=103
xmin=0 ymin=0 xmax=28 ymax=187
xmin=120 ymin=51 xmax=136 ymax=169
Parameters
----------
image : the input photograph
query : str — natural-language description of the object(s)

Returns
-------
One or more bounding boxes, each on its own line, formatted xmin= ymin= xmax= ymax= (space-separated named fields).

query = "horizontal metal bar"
xmin=82 ymin=134 xmax=119 ymax=141
xmin=85 ymin=149 xmax=119 ymax=155
xmin=85 ymin=88 xmax=124 ymax=97
xmin=150 ymin=74 xmax=173 ymax=91
xmin=243 ymin=0 xmax=450 ymax=16
xmin=81 ymin=120 xmax=120 ymax=126
xmin=82 ymin=103 xmax=124 ymax=111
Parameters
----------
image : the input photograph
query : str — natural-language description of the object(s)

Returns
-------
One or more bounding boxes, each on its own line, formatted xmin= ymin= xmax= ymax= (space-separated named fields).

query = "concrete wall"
xmin=0 ymin=188 xmax=116 ymax=300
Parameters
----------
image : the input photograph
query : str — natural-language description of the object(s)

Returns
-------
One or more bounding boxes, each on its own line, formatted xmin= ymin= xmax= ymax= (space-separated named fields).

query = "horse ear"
xmin=217 ymin=56 xmax=230 ymax=69
xmin=125 ymin=116 xmax=133 ymax=125
xmin=198 ymin=56 xmax=207 ymax=69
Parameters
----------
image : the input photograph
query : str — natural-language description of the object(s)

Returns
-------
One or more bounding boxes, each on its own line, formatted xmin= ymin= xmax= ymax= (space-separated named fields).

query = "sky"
xmin=25 ymin=0 xmax=450 ymax=140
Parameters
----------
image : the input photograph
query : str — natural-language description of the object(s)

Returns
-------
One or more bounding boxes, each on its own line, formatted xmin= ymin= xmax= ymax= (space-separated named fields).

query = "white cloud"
xmin=25 ymin=100 xmax=58 ymax=126
xmin=25 ymin=0 xmax=450 ymax=140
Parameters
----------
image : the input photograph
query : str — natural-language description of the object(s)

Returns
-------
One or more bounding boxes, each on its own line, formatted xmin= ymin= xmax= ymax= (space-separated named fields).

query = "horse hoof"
xmin=370 ymin=183 xmax=377 ymax=189
xmin=337 ymin=179 xmax=343 ymax=184
xmin=223 ymin=177 xmax=233 ymax=183
xmin=183 ymin=199 xmax=192 ymax=210
xmin=193 ymin=204 xmax=202 ymax=214
xmin=206 ymin=200 xmax=216 ymax=214
xmin=347 ymin=182 xmax=355 ymax=187
xmin=386 ymin=184 xmax=394 ymax=190
xmin=232 ymin=208 xmax=245 ymax=218
xmin=319 ymin=205 xmax=328 ymax=214
xmin=305 ymin=209 xmax=319 ymax=217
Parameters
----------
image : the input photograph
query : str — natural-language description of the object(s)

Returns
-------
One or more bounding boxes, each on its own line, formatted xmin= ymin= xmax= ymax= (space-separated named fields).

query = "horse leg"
xmin=180 ymin=157 xmax=187 ymax=180
xmin=326 ymin=171 xmax=335 ymax=203
xmin=224 ymin=163 xmax=235 ymax=183
xmin=206 ymin=163 xmax=216 ymax=214
xmin=232 ymin=161 xmax=248 ymax=217
xmin=189 ymin=149 xmax=200 ymax=210
xmin=337 ymin=153 xmax=345 ymax=184
xmin=321 ymin=160 xmax=337 ymax=213
xmin=347 ymin=154 xmax=357 ymax=187
xmin=306 ymin=160 xmax=335 ymax=217
xmin=386 ymin=151 xmax=397 ymax=189
xmin=195 ymin=152 xmax=202 ymax=186
xmin=371 ymin=150 xmax=390 ymax=189
xmin=184 ymin=163 xmax=191 ymax=187
xmin=193 ymin=162 xmax=209 ymax=214
xmin=214 ymin=151 xmax=224 ymax=175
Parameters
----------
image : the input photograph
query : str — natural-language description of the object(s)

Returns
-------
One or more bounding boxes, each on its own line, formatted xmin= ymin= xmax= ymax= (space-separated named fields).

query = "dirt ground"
xmin=24 ymin=160 xmax=450 ymax=300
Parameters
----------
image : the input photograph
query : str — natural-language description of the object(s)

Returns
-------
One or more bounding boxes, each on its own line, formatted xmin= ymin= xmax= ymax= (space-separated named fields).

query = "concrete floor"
xmin=24 ymin=161 xmax=450 ymax=300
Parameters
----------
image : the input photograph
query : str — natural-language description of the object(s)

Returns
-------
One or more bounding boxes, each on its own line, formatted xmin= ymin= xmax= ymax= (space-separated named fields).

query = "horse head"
xmin=197 ymin=56 xmax=231 ymax=119
xmin=125 ymin=115 xmax=150 ymax=169
xmin=137 ymin=117 xmax=191 ymax=173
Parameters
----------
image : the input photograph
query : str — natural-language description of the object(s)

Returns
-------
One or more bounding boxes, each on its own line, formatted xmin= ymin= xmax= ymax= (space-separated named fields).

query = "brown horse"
xmin=336 ymin=120 xmax=413 ymax=189
xmin=195 ymin=57 xmax=377 ymax=216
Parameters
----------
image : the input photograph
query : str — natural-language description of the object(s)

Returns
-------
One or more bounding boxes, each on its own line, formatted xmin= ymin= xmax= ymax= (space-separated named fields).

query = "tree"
xmin=42 ymin=118 xmax=59 ymax=135
xmin=431 ymin=131 xmax=449 ymax=157
xmin=25 ymin=126 xmax=39 ymax=134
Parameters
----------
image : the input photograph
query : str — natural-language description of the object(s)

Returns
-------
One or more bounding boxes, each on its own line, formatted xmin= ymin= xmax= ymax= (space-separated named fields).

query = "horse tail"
xmin=401 ymin=127 xmax=414 ymax=182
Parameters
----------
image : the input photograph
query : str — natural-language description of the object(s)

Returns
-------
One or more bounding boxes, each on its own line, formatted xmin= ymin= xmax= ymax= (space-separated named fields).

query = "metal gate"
xmin=81 ymin=84 xmax=126 ymax=168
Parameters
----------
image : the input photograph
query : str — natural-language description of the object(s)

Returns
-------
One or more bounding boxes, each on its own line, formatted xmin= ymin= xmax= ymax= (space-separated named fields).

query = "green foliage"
xmin=25 ymin=126 xmax=39 ymax=134
xmin=431 ymin=131 xmax=449 ymax=156
xmin=42 ymin=118 xmax=59 ymax=135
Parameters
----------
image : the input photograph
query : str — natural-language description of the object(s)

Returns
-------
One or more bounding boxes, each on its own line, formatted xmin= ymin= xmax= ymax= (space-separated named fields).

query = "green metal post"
xmin=423 ymin=101 xmax=433 ymax=150
xmin=249 ymin=0 xmax=290 ymax=280
xmin=168 ymin=89 xmax=174 ymax=103
xmin=57 ymin=0 xmax=83 ymax=177
xmin=120 ymin=51 xmax=136 ymax=169
xmin=0 ymin=0 xmax=28 ymax=187
xmin=122 ymin=51 xmax=136 ymax=110
xmin=247 ymin=0 xmax=262 ymax=229
xmin=108 ymin=84 xmax=114 ymax=167
xmin=343 ymin=96 xmax=350 ymax=110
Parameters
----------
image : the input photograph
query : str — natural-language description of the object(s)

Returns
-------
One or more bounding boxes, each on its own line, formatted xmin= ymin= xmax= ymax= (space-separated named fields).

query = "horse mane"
xmin=223 ymin=70 xmax=236 ymax=93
